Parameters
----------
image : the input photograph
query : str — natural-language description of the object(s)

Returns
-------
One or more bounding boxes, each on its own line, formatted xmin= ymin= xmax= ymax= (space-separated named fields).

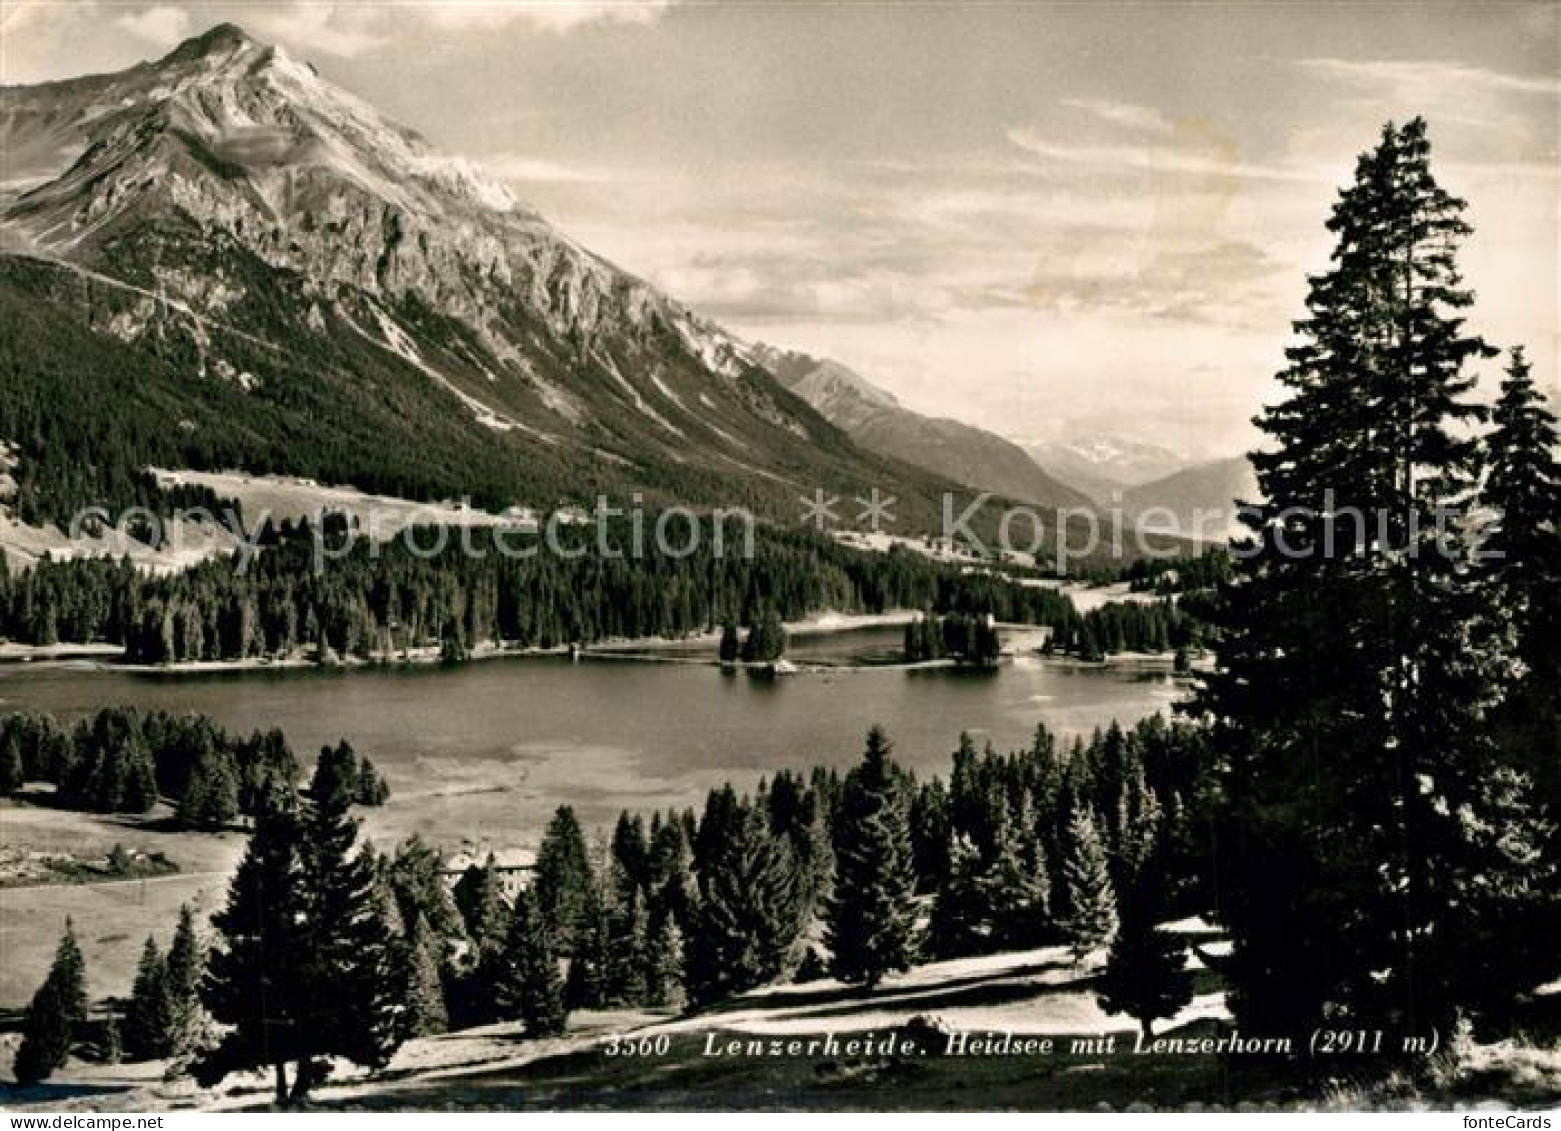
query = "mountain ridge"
xmin=0 ymin=23 xmax=984 ymax=533
xmin=1120 ymin=455 xmax=1259 ymax=539
xmin=753 ymin=345 xmax=1095 ymax=512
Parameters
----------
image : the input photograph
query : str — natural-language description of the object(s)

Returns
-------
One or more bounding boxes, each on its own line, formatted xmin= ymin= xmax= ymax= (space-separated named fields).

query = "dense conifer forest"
xmin=0 ymin=706 xmax=385 ymax=825
xmin=9 ymin=712 xmax=1222 ymax=1099
xmin=0 ymin=521 xmax=1113 ymax=663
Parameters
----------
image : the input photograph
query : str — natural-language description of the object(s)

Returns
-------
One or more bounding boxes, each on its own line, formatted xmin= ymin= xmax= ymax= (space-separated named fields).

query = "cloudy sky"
xmin=4 ymin=1 xmax=1557 ymax=456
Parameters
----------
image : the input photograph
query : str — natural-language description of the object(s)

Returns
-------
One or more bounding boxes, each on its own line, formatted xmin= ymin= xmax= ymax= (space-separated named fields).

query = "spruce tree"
xmin=646 ymin=815 xmax=697 ymax=927
xmin=387 ymin=835 xmax=468 ymax=944
xmin=929 ymin=833 xmax=989 ymax=959
xmin=1484 ymin=346 xmax=1561 ymax=796
xmin=354 ymin=756 xmax=390 ymax=806
xmin=610 ymin=812 xmax=650 ymax=893
xmin=1192 ymin=118 xmax=1535 ymax=1040
xmin=1058 ymin=808 xmax=1117 ymax=965
xmin=177 ymin=748 xmax=240 ymax=830
xmin=12 ymin=923 xmax=87 ymax=1085
xmin=308 ymin=740 xmax=359 ymax=810
xmin=643 ymin=912 xmax=686 ymax=1008
xmin=123 ymin=936 xmax=174 ymax=1061
xmin=1484 ymin=347 xmax=1561 ymax=601
xmin=197 ymin=798 xmax=311 ymax=1103
xmin=684 ymin=804 xmax=805 ymax=1006
xmin=499 ymin=890 xmax=568 ymax=1037
xmin=399 ymin=913 xmax=449 ymax=1039
xmin=1097 ymin=847 xmax=1191 ymax=1041
xmin=909 ymin=779 xmax=952 ymax=892
xmin=198 ymin=787 xmax=404 ymax=1104
xmin=532 ymin=806 xmax=595 ymax=953
xmin=826 ymin=726 xmax=919 ymax=989
xmin=292 ymin=779 xmax=403 ymax=1089
xmin=605 ymin=889 xmax=650 ymax=1006
xmin=565 ymin=884 xmax=614 ymax=1010
xmin=980 ymin=806 xmax=1051 ymax=951
xmin=163 ymin=904 xmax=205 ymax=1060
xmin=741 ymin=609 xmax=787 ymax=663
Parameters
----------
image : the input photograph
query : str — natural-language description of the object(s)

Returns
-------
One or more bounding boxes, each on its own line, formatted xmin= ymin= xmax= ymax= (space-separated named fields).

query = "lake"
xmin=0 ymin=630 xmax=1188 ymax=1005
xmin=0 ymin=628 xmax=1187 ymax=847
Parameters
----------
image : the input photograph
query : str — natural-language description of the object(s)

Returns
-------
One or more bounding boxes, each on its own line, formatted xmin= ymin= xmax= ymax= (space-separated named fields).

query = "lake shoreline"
xmin=0 ymin=610 xmax=928 ymax=676
xmin=0 ymin=617 xmax=1194 ymax=678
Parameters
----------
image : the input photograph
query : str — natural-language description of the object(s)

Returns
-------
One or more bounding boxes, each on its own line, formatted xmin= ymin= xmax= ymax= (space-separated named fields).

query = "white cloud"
xmin=114 ymin=4 xmax=191 ymax=46
xmin=1062 ymin=97 xmax=1174 ymax=135
xmin=245 ymin=3 xmax=389 ymax=58
xmin=414 ymin=1 xmax=679 ymax=34
xmin=238 ymin=0 xmax=680 ymax=59
xmin=481 ymin=155 xmax=621 ymax=183
xmin=1006 ymin=126 xmax=1324 ymax=184
xmin=1298 ymin=57 xmax=1561 ymax=99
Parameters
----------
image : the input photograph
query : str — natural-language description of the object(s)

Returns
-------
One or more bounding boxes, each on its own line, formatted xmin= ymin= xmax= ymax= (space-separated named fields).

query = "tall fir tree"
xmin=1058 ymin=808 xmax=1117 ymax=965
xmin=826 ymin=726 xmax=920 ymax=989
xmin=564 ymin=882 xmax=614 ymax=1010
xmin=386 ymin=835 xmax=468 ymax=945
xmin=1483 ymin=347 xmax=1561 ymax=601
xmin=308 ymin=741 xmax=360 ymax=810
xmin=197 ymin=797 xmax=311 ymax=1103
xmin=1097 ymin=842 xmax=1192 ymax=1041
xmin=498 ymin=889 xmax=568 ymax=1037
xmin=163 ymin=904 xmax=206 ymax=1060
xmin=1192 ymin=118 xmax=1541 ymax=1041
xmin=532 ymin=806 xmax=595 ymax=954
xmin=928 ymin=833 xmax=989 ymax=959
xmin=684 ymin=804 xmax=805 ymax=1007
xmin=610 ymin=813 xmax=650 ymax=893
xmin=12 ymin=922 xmax=87 ymax=1085
xmin=979 ymin=805 xmax=1051 ymax=951
xmin=604 ymin=889 xmax=650 ymax=1007
xmin=1475 ymin=346 xmax=1561 ymax=1016
xmin=645 ymin=815 xmax=697 ymax=928
xmin=1484 ymin=346 xmax=1561 ymax=797
xmin=643 ymin=912 xmax=686 ymax=1008
xmin=197 ymin=787 xmax=403 ymax=1105
xmin=398 ymin=913 xmax=450 ymax=1039
xmin=123 ymin=937 xmax=174 ymax=1061
xmin=291 ymin=778 xmax=403 ymax=1091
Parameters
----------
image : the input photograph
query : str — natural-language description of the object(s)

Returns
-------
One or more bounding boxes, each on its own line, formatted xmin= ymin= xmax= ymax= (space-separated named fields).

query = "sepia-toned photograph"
xmin=0 ymin=0 xmax=1556 ymax=1115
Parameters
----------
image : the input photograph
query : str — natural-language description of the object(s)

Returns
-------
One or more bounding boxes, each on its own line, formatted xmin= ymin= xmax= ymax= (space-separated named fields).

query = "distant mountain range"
xmin=752 ymin=346 xmax=1095 ymax=512
xmin=1016 ymin=437 xmax=1195 ymax=503
xmin=1120 ymin=456 xmax=1259 ymax=539
xmin=0 ymin=23 xmax=978 ymax=533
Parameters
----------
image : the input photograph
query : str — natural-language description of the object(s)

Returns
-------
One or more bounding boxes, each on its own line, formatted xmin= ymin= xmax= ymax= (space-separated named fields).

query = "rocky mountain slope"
xmin=1120 ymin=456 xmax=1258 ymax=539
xmin=753 ymin=346 xmax=1094 ymax=512
xmin=0 ymin=24 xmax=966 ymax=530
